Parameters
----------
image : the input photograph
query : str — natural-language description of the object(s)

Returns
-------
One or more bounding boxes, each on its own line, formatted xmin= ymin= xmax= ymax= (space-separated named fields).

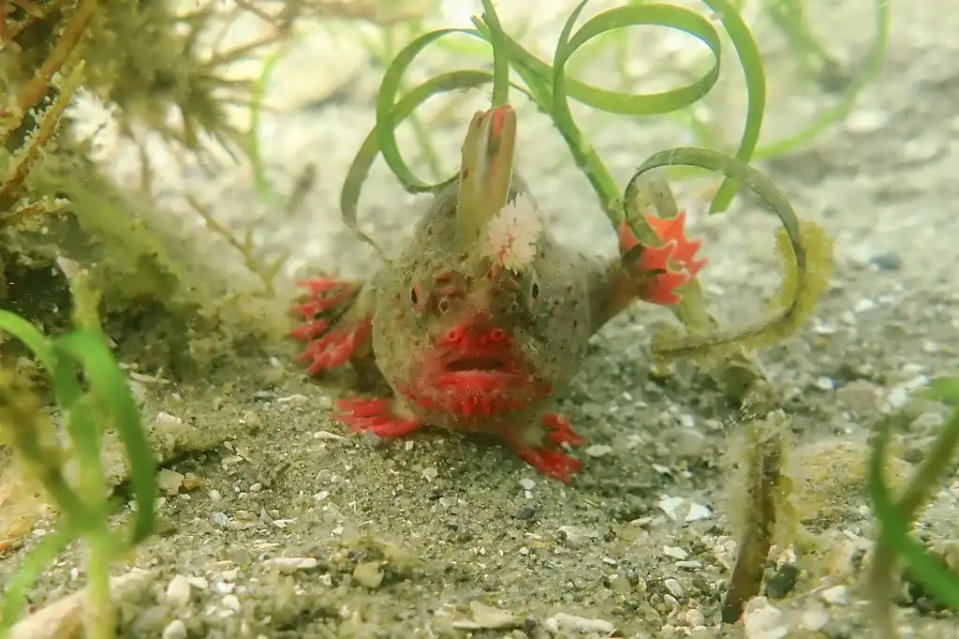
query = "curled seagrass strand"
xmin=624 ymin=147 xmax=832 ymax=360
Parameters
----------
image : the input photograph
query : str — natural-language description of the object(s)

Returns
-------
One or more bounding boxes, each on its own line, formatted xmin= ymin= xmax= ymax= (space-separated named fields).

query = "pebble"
xmin=181 ymin=473 xmax=202 ymax=492
xmin=186 ymin=576 xmax=208 ymax=590
xmin=213 ymin=572 xmax=236 ymax=595
xmin=869 ymin=252 xmax=902 ymax=270
xmin=844 ymin=108 xmax=889 ymax=133
xmin=743 ymin=597 xmax=788 ymax=639
xmin=514 ymin=506 xmax=535 ymax=520
xmin=154 ymin=411 xmax=183 ymax=426
xmin=801 ymin=604 xmax=830 ymax=631
xmin=263 ymin=557 xmax=319 ymax=573
xmin=557 ymin=525 xmax=600 ymax=546
xmin=658 ymin=496 xmax=685 ymax=520
xmin=663 ymin=546 xmax=689 ymax=560
xmin=658 ymin=496 xmax=712 ymax=522
xmin=422 ymin=467 xmax=438 ymax=482
xmin=901 ymin=136 xmax=942 ymax=164
xmin=544 ymin=612 xmax=615 ymax=634
xmin=222 ymin=594 xmax=241 ymax=612
xmin=584 ymin=444 xmax=613 ymax=458
xmin=161 ymin=620 xmax=187 ymax=639
xmin=765 ymin=563 xmax=800 ymax=599
xmin=685 ymin=502 xmax=712 ymax=522
xmin=820 ymin=585 xmax=849 ymax=605
xmin=165 ymin=575 xmax=191 ymax=607
xmin=452 ymin=601 xmax=521 ymax=630
xmin=157 ymin=469 xmax=185 ymax=496
xmin=610 ymin=575 xmax=632 ymax=594
xmin=814 ymin=376 xmax=835 ymax=391
xmin=353 ymin=561 xmax=384 ymax=589
xmin=519 ymin=478 xmax=536 ymax=490
xmin=664 ymin=578 xmax=685 ymax=599
xmin=685 ymin=609 xmax=706 ymax=627
xmin=313 ymin=430 xmax=346 ymax=441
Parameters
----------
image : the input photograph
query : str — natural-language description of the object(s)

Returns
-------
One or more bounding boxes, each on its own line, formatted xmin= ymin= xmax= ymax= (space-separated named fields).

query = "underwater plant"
xmin=868 ymin=377 xmax=959 ymax=638
xmin=0 ymin=273 xmax=156 ymax=639
xmin=337 ymin=0 xmax=832 ymax=364
xmin=284 ymin=0 xmax=834 ymax=618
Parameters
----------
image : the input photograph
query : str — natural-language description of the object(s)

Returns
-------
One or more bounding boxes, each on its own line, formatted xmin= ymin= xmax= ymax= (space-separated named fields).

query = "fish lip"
xmin=443 ymin=354 xmax=508 ymax=372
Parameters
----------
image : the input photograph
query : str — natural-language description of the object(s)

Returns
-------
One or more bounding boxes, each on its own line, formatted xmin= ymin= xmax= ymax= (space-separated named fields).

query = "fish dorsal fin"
xmin=457 ymin=104 xmax=516 ymax=249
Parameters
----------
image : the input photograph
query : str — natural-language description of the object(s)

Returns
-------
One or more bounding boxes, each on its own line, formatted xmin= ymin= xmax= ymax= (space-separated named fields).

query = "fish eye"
xmin=531 ymin=281 xmax=540 ymax=299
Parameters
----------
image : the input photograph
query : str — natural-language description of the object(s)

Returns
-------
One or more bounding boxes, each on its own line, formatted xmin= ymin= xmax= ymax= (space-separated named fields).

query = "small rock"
xmin=685 ymin=608 xmax=706 ymax=627
xmin=222 ymin=594 xmax=241 ymax=612
xmin=584 ymin=444 xmax=613 ymax=458
xmin=263 ymin=557 xmax=319 ymax=573
xmin=544 ymin=612 xmax=615 ymax=634
xmin=313 ymin=430 xmax=346 ymax=441
xmin=801 ymin=604 xmax=829 ymax=631
xmin=663 ymin=546 xmax=689 ymax=560
xmin=181 ymin=473 xmax=202 ymax=492
xmin=165 ymin=575 xmax=191 ymax=608
xmin=422 ymin=467 xmax=438 ymax=482
xmin=664 ymin=578 xmax=685 ymax=599
xmin=514 ymin=506 xmax=535 ymax=520
xmin=844 ymin=108 xmax=889 ymax=133
xmin=186 ymin=576 xmax=208 ymax=590
xmin=610 ymin=575 xmax=632 ymax=594
xmin=658 ymin=495 xmax=685 ymax=520
xmin=685 ymin=502 xmax=712 ymax=522
xmin=519 ymin=478 xmax=536 ymax=490
xmin=743 ymin=597 xmax=788 ymax=639
xmin=814 ymin=376 xmax=835 ymax=391
xmin=869 ymin=252 xmax=901 ymax=270
xmin=157 ymin=469 xmax=185 ymax=496
xmin=161 ymin=619 xmax=187 ymax=639
xmin=154 ymin=411 xmax=183 ymax=426
xmin=557 ymin=525 xmax=600 ymax=546
xmin=901 ymin=136 xmax=942 ymax=164
xmin=765 ymin=563 xmax=800 ymax=599
xmin=836 ymin=380 xmax=881 ymax=414
xmin=820 ymin=585 xmax=849 ymax=605
xmin=453 ymin=601 xmax=521 ymax=630
xmin=353 ymin=561 xmax=384 ymax=589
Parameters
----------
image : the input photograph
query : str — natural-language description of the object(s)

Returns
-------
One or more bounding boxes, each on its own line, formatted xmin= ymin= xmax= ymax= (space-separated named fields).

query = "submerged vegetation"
xmin=868 ymin=378 xmax=959 ymax=637
xmin=0 ymin=0 xmax=953 ymax=637
xmin=0 ymin=285 xmax=156 ymax=637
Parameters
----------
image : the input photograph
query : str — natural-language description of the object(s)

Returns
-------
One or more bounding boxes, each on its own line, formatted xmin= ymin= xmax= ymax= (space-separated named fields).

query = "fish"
xmin=291 ymin=104 xmax=705 ymax=481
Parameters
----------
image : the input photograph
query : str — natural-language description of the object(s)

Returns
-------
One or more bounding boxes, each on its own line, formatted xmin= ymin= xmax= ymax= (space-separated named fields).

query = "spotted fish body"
xmin=292 ymin=105 xmax=705 ymax=480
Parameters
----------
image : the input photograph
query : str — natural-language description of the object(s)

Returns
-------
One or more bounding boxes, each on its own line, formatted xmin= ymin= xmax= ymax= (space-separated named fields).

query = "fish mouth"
xmin=443 ymin=355 xmax=508 ymax=372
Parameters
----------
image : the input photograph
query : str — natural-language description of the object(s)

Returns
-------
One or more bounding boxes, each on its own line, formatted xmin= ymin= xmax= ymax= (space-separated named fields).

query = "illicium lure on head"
xmin=291 ymin=104 xmax=705 ymax=481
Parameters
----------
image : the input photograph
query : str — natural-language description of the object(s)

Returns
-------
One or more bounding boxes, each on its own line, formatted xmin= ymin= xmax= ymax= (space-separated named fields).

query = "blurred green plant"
xmin=339 ymin=0 xmax=831 ymax=361
xmin=0 ymin=275 xmax=156 ymax=638
xmin=564 ymin=0 xmax=889 ymax=159
xmin=868 ymin=377 xmax=959 ymax=638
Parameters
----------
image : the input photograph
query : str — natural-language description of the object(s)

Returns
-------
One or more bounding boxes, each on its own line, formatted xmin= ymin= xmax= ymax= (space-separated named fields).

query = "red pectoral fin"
xmin=291 ymin=277 xmax=371 ymax=374
xmin=334 ymin=397 xmax=422 ymax=438
xmin=617 ymin=210 xmax=706 ymax=306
